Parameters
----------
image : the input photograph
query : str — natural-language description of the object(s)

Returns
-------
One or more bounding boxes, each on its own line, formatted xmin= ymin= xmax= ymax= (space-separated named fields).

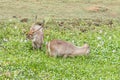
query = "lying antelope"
xmin=26 ymin=22 xmax=44 ymax=49
xmin=46 ymin=39 xmax=90 ymax=58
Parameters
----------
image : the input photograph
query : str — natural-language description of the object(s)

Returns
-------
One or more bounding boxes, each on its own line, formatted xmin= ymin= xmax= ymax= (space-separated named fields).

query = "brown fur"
xmin=26 ymin=23 xmax=44 ymax=49
xmin=46 ymin=39 xmax=90 ymax=58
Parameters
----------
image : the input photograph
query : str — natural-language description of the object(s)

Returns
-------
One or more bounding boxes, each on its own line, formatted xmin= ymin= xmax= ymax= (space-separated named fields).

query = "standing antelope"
xmin=46 ymin=39 xmax=90 ymax=58
xmin=26 ymin=22 xmax=44 ymax=49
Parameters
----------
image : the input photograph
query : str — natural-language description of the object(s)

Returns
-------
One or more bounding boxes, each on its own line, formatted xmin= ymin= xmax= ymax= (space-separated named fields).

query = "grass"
xmin=0 ymin=19 xmax=120 ymax=79
xmin=0 ymin=0 xmax=120 ymax=20
xmin=0 ymin=0 xmax=120 ymax=79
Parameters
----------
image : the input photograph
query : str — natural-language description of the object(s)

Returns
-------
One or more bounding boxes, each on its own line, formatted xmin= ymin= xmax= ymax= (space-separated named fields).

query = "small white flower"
xmin=97 ymin=37 xmax=102 ymax=40
xmin=99 ymin=30 xmax=103 ymax=34
xmin=112 ymin=50 xmax=116 ymax=53
xmin=72 ymin=40 xmax=75 ymax=43
xmin=3 ymin=38 xmax=8 ymax=42
xmin=97 ymin=41 xmax=104 ymax=47
xmin=104 ymin=32 xmax=107 ymax=35
xmin=97 ymin=44 xmax=101 ymax=47
xmin=20 ymin=39 xmax=23 ymax=42
xmin=109 ymin=36 xmax=112 ymax=40
xmin=101 ymin=41 xmax=104 ymax=45
xmin=14 ymin=26 xmax=17 ymax=29
xmin=24 ymin=40 xmax=28 ymax=43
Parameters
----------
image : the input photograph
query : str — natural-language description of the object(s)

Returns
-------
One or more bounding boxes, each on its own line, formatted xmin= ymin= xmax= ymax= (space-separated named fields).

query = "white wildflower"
xmin=20 ymin=39 xmax=28 ymax=43
xmin=97 ymin=37 xmax=102 ymax=40
xmin=101 ymin=41 xmax=104 ymax=45
xmin=3 ymin=38 xmax=8 ymax=42
xmin=112 ymin=50 xmax=116 ymax=53
xmin=109 ymin=36 xmax=112 ymax=40
xmin=97 ymin=41 xmax=104 ymax=47
xmin=14 ymin=26 xmax=17 ymax=29
xmin=99 ymin=30 xmax=103 ymax=34
xmin=104 ymin=32 xmax=107 ymax=35
xmin=24 ymin=40 xmax=28 ymax=43
xmin=20 ymin=39 xmax=23 ymax=42
xmin=72 ymin=40 xmax=75 ymax=43
xmin=97 ymin=44 xmax=101 ymax=47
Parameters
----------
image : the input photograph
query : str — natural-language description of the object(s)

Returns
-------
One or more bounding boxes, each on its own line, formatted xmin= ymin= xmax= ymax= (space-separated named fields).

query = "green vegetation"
xmin=0 ymin=0 xmax=120 ymax=79
xmin=0 ymin=19 xmax=120 ymax=79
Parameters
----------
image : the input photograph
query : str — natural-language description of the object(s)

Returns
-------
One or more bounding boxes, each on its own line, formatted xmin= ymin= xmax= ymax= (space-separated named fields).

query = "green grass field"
xmin=0 ymin=0 xmax=120 ymax=80
xmin=0 ymin=19 xmax=120 ymax=79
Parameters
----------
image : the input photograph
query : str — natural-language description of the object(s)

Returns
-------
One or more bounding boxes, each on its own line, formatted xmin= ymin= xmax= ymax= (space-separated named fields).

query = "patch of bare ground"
xmin=54 ymin=18 xmax=114 ymax=33
xmin=86 ymin=5 xmax=108 ymax=12
xmin=20 ymin=18 xmax=29 ymax=22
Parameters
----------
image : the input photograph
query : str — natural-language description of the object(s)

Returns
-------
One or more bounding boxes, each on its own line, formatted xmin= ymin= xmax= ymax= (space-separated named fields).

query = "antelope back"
xmin=47 ymin=40 xmax=76 ymax=57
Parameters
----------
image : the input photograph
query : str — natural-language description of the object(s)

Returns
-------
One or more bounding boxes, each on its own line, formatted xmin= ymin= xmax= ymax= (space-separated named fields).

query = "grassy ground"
xmin=0 ymin=0 xmax=120 ymax=80
xmin=0 ymin=0 xmax=120 ymax=20
xmin=0 ymin=19 xmax=120 ymax=79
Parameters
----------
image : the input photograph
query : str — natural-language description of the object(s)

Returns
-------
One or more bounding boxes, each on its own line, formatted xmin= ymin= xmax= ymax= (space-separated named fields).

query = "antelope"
xmin=46 ymin=39 xmax=90 ymax=58
xmin=26 ymin=22 xmax=44 ymax=49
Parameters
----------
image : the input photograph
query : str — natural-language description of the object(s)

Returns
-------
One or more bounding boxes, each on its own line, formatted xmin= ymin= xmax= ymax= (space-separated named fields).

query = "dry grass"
xmin=0 ymin=0 xmax=120 ymax=20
